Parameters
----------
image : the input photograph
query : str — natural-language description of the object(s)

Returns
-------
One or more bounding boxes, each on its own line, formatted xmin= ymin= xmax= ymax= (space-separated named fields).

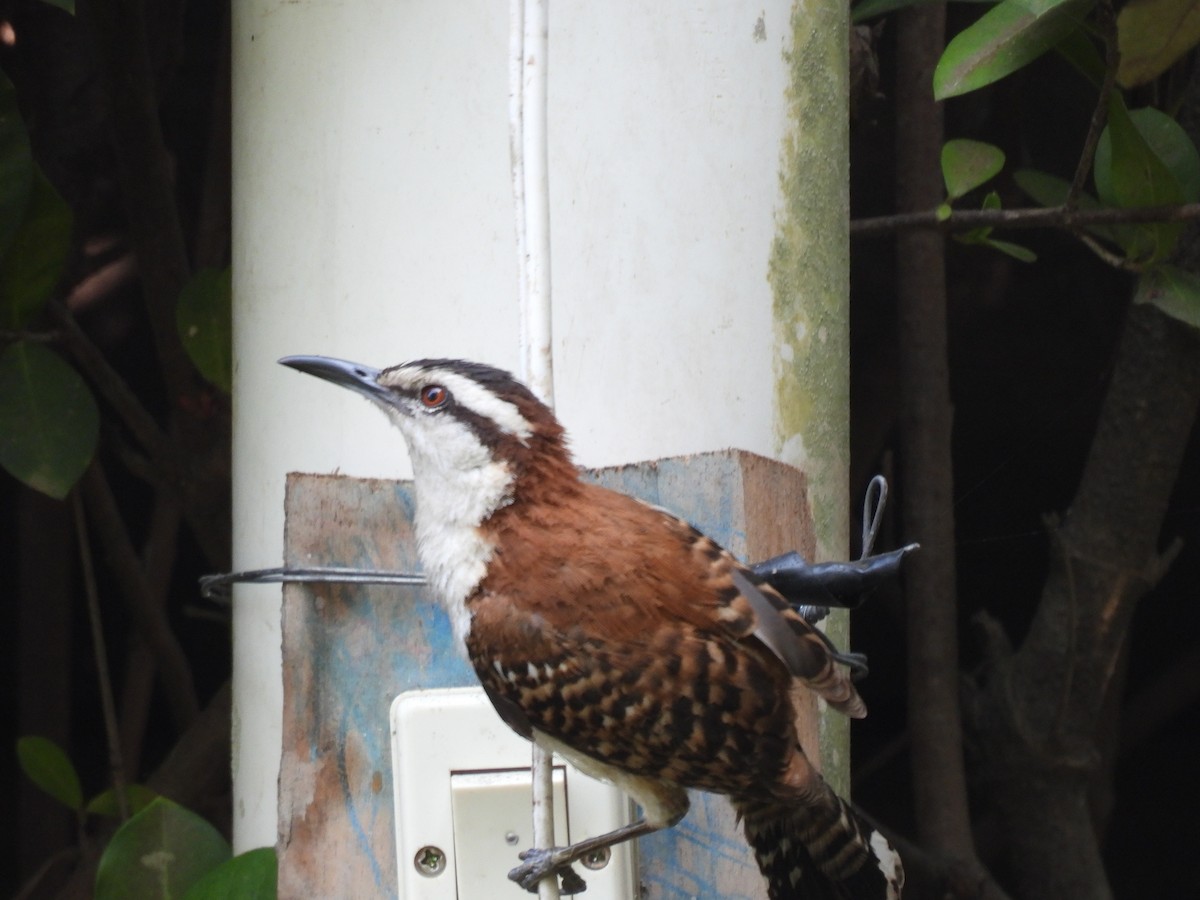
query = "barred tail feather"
xmin=735 ymin=792 xmax=903 ymax=900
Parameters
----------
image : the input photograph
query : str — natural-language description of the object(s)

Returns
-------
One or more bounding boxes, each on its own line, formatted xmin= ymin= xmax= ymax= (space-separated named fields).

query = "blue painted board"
xmin=277 ymin=451 xmax=818 ymax=899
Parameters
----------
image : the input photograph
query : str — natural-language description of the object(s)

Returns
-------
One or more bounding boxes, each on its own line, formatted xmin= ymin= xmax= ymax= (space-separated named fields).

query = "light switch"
xmin=391 ymin=686 xmax=636 ymax=899
xmin=450 ymin=768 xmax=567 ymax=897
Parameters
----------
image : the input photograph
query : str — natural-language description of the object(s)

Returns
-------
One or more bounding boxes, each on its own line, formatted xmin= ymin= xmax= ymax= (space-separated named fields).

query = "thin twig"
xmin=1066 ymin=0 xmax=1119 ymax=209
xmin=1077 ymin=232 xmax=1145 ymax=271
xmin=12 ymin=846 xmax=82 ymax=900
xmin=0 ymin=328 xmax=61 ymax=343
xmin=851 ymin=201 xmax=1200 ymax=237
xmin=120 ymin=498 xmax=183 ymax=778
xmin=73 ymin=490 xmax=130 ymax=822
xmin=81 ymin=463 xmax=200 ymax=730
xmin=48 ymin=300 xmax=172 ymax=463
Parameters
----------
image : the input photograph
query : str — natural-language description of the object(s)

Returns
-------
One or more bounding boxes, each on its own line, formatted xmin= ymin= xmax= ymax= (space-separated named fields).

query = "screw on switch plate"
xmin=414 ymin=845 xmax=447 ymax=877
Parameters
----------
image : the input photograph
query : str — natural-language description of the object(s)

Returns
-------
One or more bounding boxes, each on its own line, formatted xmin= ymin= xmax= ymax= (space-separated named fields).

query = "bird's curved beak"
xmin=279 ymin=355 xmax=388 ymax=402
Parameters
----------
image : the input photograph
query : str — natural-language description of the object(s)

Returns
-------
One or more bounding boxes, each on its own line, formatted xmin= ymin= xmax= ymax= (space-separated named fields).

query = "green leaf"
xmin=1117 ymin=0 xmax=1200 ymax=87
xmin=1054 ymin=26 xmax=1108 ymax=85
xmin=87 ymin=784 xmax=160 ymax=818
xmin=951 ymin=191 xmax=1037 ymax=260
xmin=955 ymin=228 xmax=992 ymax=244
xmin=934 ymin=0 xmax=1095 ymax=100
xmin=1096 ymin=98 xmax=1188 ymax=207
xmin=176 ymin=267 xmax=231 ymax=393
xmin=1099 ymin=106 xmax=1200 ymax=203
xmin=942 ymin=139 xmax=1007 ymax=199
xmin=1013 ymin=168 xmax=1100 ymax=212
xmin=183 ymin=847 xmax=277 ymax=900
xmin=37 ymin=0 xmax=75 ymax=12
xmin=16 ymin=735 xmax=83 ymax=811
xmin=1 ymin=167 xmax=73 ymax=327
xmin=1014 ymin=168 xmax=1077 ymax=206
xmin=1013 ymin=168 xmax=1130 ymax=244
xmin=0 ymin=73 xmax=34 ymax=261
xmin=1134 ymin=264 xmax=1200 ymax=329
xmin=983 ymin=236 xmax=1039 ymax=261
xmin=1095 ymin=96 xmax=1187 ymax=261
xmin=95 ymin=797 xmax=231 ymax=900
xmin=0 ymin=342 xmax=99 ymax=499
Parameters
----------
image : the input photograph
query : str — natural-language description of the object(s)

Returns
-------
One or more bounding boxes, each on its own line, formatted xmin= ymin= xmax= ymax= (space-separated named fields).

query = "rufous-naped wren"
xmin=282 ymin=354 xmax=903 ymax=900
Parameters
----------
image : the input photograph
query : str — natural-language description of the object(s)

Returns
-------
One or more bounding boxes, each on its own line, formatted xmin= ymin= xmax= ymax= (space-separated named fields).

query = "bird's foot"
xmin=509 ymin=847 xmax=588 ymax=895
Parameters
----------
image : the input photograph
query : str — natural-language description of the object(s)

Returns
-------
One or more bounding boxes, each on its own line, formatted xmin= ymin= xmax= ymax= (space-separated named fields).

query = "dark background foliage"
xmin=1 ymin=0 xmax=1197 ymax=897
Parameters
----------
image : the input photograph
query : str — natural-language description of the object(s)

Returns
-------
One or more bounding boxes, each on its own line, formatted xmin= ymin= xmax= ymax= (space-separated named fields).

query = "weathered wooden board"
xmin=586 ymin=453 xmax=820 ymax=899
xmin=278 ymin=450 xmax=818 ymax=899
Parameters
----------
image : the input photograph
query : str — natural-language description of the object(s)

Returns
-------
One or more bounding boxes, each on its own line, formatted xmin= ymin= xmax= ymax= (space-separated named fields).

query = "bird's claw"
xmin=509 ymin=847 xmax=588 ymax=895
xmin=559 ymin=867 xmax=588 ymax=895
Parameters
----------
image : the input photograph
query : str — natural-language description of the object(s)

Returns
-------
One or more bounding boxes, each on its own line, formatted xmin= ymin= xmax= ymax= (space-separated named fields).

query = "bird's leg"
xmin=508 ymin=818 xmax=666 ymax=894
xmin=508 ymin=747 xmax=691 ymax=894
xmin=508 ymin=739 xmax=696 ymax=897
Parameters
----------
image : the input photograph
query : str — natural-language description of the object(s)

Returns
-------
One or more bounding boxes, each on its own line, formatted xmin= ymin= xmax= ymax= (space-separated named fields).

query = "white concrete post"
xmin=230 ymin=0 xmax=848 ymax=856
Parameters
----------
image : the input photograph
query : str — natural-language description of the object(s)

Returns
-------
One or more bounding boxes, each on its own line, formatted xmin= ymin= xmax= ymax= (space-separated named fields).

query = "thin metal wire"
xmin=199 ymin=567 xmax=426 ymax=601
xmin=861 ymin=473 xmax=888 ymax=560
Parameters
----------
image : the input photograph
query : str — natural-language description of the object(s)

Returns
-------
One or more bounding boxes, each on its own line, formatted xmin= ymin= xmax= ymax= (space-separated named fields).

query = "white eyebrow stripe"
xmin=381 ymin=366 xmax=534 ymax=442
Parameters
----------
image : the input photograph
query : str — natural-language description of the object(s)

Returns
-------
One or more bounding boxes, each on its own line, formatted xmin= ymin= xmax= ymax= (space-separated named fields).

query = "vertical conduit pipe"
xmin=510 ymin=2 xmax=559 ymax=899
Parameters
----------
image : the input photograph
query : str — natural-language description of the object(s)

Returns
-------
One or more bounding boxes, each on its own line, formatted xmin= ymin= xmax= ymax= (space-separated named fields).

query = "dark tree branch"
xmin=76 ymin=0 xmax=233 ymax=572
xmin=193 ymin=1 xmax=231 ymax=271
xmin=14 ymin=848 xmax=80 ymax=900
xmin=49 ymin=683 xmax=232 ymax=900
xmin=17 ymin=491 xmax=75 ymax=883
xmin=0 ymin=328 xmax=61 ymax=343
xmin=966 ymin=301 xmax=1200 ymax=900
xmin=52 ymin=295 xmax=231 ymax=568
xmin=1066 ymin=0 xmax=1118 ymax=208
xmin=119 ymin=498 xmax=183 ymax=778
xmin=80 ymin=463 xmax=199 ymax=731
xmin=71 ymin=491 xmax=130 ymax=821
xmin=145 ymin=680 xmax=232 ymax=820
xmin=51 ymin=301 xmax=229 ymax=564
xmin=895 ymin=0 xmax=981 ymax=871
xmin=78 ymin=0 xmax=194 ymax=399
xmin=962 ymin=59 xmax=1200 ymax=900
xmin=851 ymin=202 xmax=1200 ymax=238
xmin=48 ymin=300 xmax=172 ymax=463
xmin=886 ymin=829 xmax=1013 ymax=900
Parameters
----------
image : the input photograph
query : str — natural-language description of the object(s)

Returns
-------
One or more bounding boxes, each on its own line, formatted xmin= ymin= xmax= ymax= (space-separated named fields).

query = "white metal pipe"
xmin=511 ymin=2 xmax=559 ymax=899
xmin=509 ymin=0 xmax=528 ymax=335
xmin=518 ymin=0 xmax=555 ymax=408
xmin=232 ymin=7 xmax=838 ymax=894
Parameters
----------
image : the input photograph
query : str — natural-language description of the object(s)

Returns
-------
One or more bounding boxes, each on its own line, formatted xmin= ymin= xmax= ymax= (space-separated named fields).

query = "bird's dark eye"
xmin=420 ymin=385 xmax=449 ymax=409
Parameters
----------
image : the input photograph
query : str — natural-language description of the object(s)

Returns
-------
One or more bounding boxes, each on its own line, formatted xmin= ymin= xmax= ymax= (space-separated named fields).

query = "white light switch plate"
xmin=391 ymin=686 xmax=636 ymax=898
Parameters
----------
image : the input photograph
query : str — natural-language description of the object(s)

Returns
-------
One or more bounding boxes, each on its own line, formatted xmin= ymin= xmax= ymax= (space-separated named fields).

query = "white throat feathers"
xmin=372 ymin=362 xmax=536 ymax=649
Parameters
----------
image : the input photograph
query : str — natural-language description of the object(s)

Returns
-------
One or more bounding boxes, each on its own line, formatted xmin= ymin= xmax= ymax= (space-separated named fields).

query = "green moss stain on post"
xmin=770 ymin=0 xmax=849 ymax=555
xmin=769 ymin=0 xmax=851 ymax=793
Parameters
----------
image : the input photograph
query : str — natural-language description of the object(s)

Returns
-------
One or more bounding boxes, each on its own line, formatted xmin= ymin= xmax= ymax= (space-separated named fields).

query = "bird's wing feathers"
xmin=466 ymin=582 xmax=800 ymax=797
xmin=479 ymin=481 xmax=867 ymax=719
